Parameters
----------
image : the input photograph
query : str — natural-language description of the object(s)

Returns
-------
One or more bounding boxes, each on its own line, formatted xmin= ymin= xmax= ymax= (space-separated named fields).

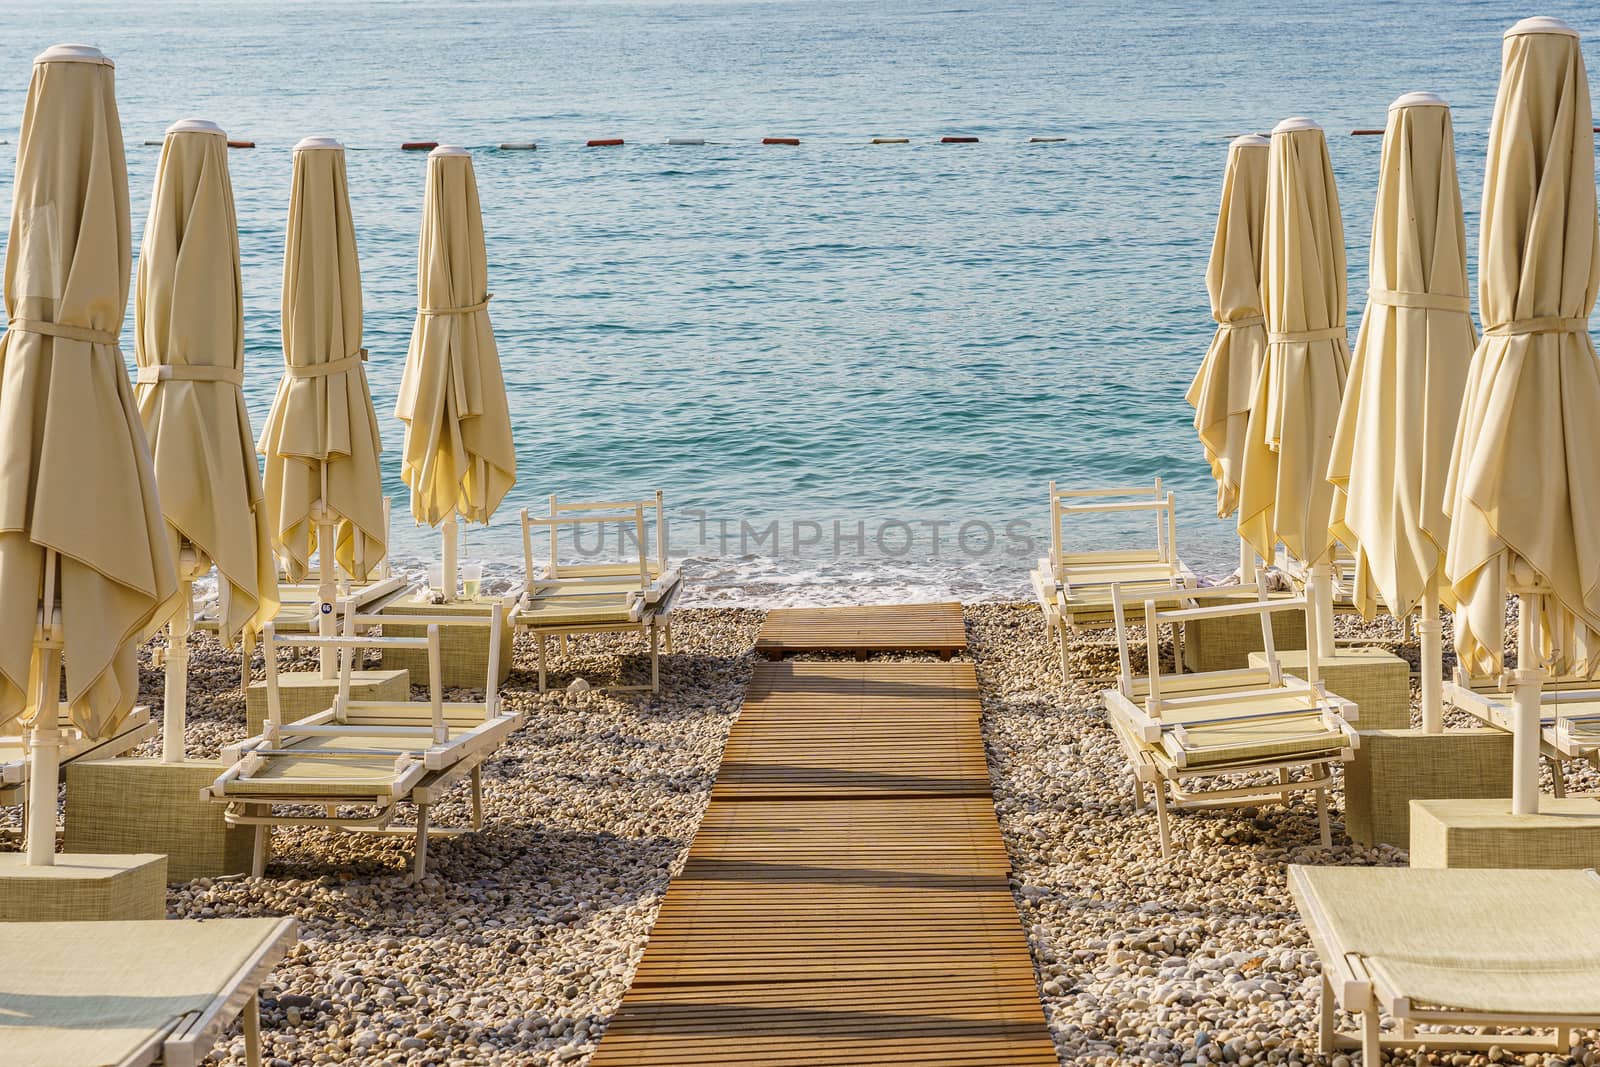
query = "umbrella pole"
xmin=24 ymin=549 xmax=63 ymax=866
xmin=1418 ymin=585 xmax=1444 ymax=734
xmin=1511 ymin=587 xmax=1545 ymax=815
xmin=1310 ymin=561 xmax=1336 ymax=659
xmin=1237 ymin=536 xmax=1255 ymax=585
xmin=162 ymin=547 xmax=198 ymax=763
xmin=441 ymin=513 xmax=459 ymax=603
xmin=317 ymin=462 xmax=336 ymax=680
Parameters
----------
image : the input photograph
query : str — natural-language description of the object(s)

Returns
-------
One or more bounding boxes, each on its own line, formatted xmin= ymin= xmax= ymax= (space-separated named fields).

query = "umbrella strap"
xmin=1484 ymin=316 xmax=1588 ymax=336
xmin=1268 ymin=326 xmax=1345 ymax=344
xmin=7 ymin=317 xmax=117 ymax=345
xmin=418 ymin=294 xmax=492 ymax=316
xmin=1218 ymin=315 xmax=1264 ymax=328
xmin=1368 ymin=288 xmax=1470 ymax=312
xmin=134 ymin=364 xmax=244 ymax=386
xmin=286 ymin=348 xmax=368 ymax=378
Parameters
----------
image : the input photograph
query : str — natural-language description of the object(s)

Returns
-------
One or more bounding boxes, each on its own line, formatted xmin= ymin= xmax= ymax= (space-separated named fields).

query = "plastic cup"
xmin=462 ymin=563 xmax=483 ymax=600
xmin=428 ymin=562 xmax=445 ymax=597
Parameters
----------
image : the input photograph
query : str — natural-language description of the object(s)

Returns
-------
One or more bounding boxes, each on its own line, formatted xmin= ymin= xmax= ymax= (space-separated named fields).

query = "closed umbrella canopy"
xmin=1237 ymin=117 xmax=1351 ymax=571
xmin=1446 ymin=18 xmax=1600 ymax=681
xmin=135 ymin=118 xmax=279 ymax=645
xmin=0 ymin=44 xmax=176 ymax=741
xmin=395 ymin=145 xmax=516 ymax=528
xmin=1329 ymin=94 xmax=1474 ymax=622
xmin=257 ymin=136 xmax=386 ymax=583
xmin=1187 ymin=134 xmax=1269 ymax=519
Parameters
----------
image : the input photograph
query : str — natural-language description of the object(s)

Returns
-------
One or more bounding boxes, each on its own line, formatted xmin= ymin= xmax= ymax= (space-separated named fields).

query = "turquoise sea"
xmin=2 ymin=1 xmax=1596 ymax=603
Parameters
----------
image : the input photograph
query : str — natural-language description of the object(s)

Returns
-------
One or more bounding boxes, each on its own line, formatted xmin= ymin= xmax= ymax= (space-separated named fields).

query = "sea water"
xmin=0 ymin=0 xmax=1593 ymax=604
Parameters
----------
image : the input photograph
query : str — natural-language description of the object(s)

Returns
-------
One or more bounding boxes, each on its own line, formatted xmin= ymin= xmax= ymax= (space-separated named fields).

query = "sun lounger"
xmin=0 ymin=705 xmax=155 ymax=808
xmin=1030 ymin=479 xmax=1196 ymax=677
xmin=514 ymin=491 xmax=682 ymax=691
xmin=1 ymin=915 xmax=296 ymax=1067
xmin=1445 ymin=670 xmax=1600 ymax=795
xmin=1289 ymin=865 xmax=1600 ymax=1059
xmin=203 ymin=605 xmax=521 ymax=878
xmin=1101 ymin=586 xmax=1357 ymax=856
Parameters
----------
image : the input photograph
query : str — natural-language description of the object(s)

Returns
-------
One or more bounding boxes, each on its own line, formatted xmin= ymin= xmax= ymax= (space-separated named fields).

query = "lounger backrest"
xmin=1048 ymin=479 xmax=1178 ymax=579
xmin=1108 ymin=582 xmax=1271 ymax=697
xmin=1141 ymin=593 xmax=1316 ymax=718
xmin=345 ymin=602 xmax=507 ymax=722
xmin=520 ymin=491 xmax=665 ymax=592
xmin=261 ymin=619 xmax=446 ymax=743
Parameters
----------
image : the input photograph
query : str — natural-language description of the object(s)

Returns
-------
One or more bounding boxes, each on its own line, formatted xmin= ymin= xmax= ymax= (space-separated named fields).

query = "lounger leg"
xmin=244 ymin=994 xmax=263 ymax=1067
xmin=1316 ymin=772 xmax=1332 ymax=848
xmin=1360 ymin=1005 xmax=1381 ymax=1065
xmin=537 ymin=636 xmax=548 ymax=692
xmin=414 ymin=803 xmax=430 ymax=880
xmin=663 ymin=621 xmax=674 ymax=655
xmin=1131 ymin=776 xmax=1145 ymax=810
xmin=1318 ymin=973 xmax=1335 ymax=1056
xmin=471 ymin=767 xmax=483 ymax=831
xmin=1551 ymin=757 xmax=1567 ymax=798
xmin=1153 ymin=783 xmax=1173 ymax=858
xmin=650 ymin=622 xmax=660 ymax=691
xmin=1057 ymin=626 xmax=1071 ymax=680
xmin=559 ymin=634 xmax=568 ymax=655
xmin=251 ymin=820 xmax=269 ymax=879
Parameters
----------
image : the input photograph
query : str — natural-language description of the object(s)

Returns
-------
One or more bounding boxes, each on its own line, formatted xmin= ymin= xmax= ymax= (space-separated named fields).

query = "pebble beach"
xmin=5 ymin=602 xmax=1599 ymax=1066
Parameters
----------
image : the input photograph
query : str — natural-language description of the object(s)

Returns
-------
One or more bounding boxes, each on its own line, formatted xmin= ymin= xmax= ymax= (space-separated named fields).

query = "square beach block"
xmin=0 ymin=853 xmax=166 ymax=921
xmin=1344 ymin=729 xmax=1512 ymax=847
xmin=1248 ymin=647 xmax=1411 ymax=729
xmin=1410 ymin=796 xmax=1600 ymax=869
xmin=64 ymin=758 xmax=252 ymax=883
xmin=1183 ymin=593 xmax=1306 ymax=673
xmin=378 ymin=593 xmax=514 ymax=689
xmin=245 ymin=668 xmax=410 ymax=735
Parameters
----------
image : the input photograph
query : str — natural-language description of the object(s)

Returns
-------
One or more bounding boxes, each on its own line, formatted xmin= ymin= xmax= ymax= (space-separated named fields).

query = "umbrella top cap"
xmin=429 ymin=144 xmax=470 ymax=158
xmin=1506 ymin=16 xmax=1577 ymax=38
xmin=1230 ymin=134 xmax=1269 ymax=149
xmin=293 ymin=136 xmax=344 ymax=153
xmin=167 ymin=118 xmax=225 ymax=137
xmin=1390 ymin=91 xmax=1448 ymax=111
xmin=35 ymin=43 xmax=111 ymax=66
xmin=1271 ymin=116 xmax=1321 ymax=135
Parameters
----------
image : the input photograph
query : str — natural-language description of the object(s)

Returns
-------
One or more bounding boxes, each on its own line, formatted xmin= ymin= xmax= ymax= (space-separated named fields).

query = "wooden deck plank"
xmin=753 ymin=602 xmax=968 ymax=657
xmin=593 ymin=649 xmax=1054 ymax=1066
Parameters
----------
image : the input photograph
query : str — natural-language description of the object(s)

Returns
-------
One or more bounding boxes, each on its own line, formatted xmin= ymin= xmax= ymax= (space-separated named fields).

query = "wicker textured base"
xmin=378 ymin=594 xmax=513 ymax=689
xmin=0 ymin=853 xmax=167 ymax=921
xmin=1248 ymin=647 xmax=1411 ymax=730
xmin=1344 ymin=729 xmax=1512 ymax=848
xmin=1410 ymin=796 xmax=1600 ymax=869
xmin=245 ymin=669 xmax=410 ymax=735
xmin=64 ymin=758 xmax=252 ymax=882
xmin=1185 ymin=595 xmax=1307 ymax=672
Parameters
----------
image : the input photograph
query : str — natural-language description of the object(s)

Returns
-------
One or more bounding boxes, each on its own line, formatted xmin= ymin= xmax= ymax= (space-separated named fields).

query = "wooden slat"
xmin=593 ymin=652 xmax=1053 ymax=1066
xmin=753 ymin=602 xmax=968 ymax=658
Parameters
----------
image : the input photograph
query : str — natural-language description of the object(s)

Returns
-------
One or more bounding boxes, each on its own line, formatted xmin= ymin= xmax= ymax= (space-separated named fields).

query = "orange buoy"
xmin=763 ymin=136 xmax=800 ymax=145
xmin=227 ymin=140 xmax=255 ymax=149
xmin=941 ymin=136 xmax=978 ymax=144
xmin=402 ymin=141 xmax=438 ymax=150
xmin=587 ymin=138 xmax=624 ymax=147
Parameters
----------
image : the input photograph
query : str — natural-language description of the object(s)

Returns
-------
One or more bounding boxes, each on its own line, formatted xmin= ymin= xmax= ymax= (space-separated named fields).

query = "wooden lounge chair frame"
xmin=0 ymin=704 xmax=156 ymax=811
xmin=204 ymin=605 xmax=520 ymax=879
xmin=1291 ymin=865 xmax=1600 ymax=1059
xmin=1101 ymin=585 xmax=1357 ymax=856
xmin=1445 ymin=669 xmax=1600 ymax=796
xmin=515 ymin=491 xmax=682 ymax=692
xmin=1032 ymin=479 xmax=1195 ymax=677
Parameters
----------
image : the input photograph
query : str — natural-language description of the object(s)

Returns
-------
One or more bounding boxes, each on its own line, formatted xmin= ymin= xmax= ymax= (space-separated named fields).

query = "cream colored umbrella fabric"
xmin=1237 ymin=117 xmax=1351 ymax=575
xmin=135 ymin=118 xmax=280 ymax=645
xmin=257 ymin=136 xmax=386 ymax=582
xmin=1187 ymin=134 xmax=1269 ymax=521
xmin=1328 ymin=93 xmax=1474 ymax=734
xmin=0 ymin=45 xmax=176 ymax=741
xmin=395 ymin=146 xmax=516 ymax=533
xmin=1328 ymin=94 xmax=1474 ymax=620
xmin=1444 ymin=17 xmax=1600 ymax=813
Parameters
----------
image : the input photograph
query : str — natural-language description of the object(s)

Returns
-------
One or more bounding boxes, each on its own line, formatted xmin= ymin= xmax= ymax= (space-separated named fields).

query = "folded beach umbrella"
xmin=0 ymin=45 xmax=177 ymax=863
xmin=135 ymin=118 xmax=280 ymax=760
xmin=1327 ymin=93 xmax=1474 ymax=733
xmin=1237 ymin=116 xmax=1350 ymax=657
xmin=395 ymin=146 xmax=516 ymax=599
xmin=1186 ymin=133 xmax=1269 ymax=577
xmin=1444 ymin=17 xmax=1600 ymax=814
xmin=257 ymin=137 xmax=386 ymax=634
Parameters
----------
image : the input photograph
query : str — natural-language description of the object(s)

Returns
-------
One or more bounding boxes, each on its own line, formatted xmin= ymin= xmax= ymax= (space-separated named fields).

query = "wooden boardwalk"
xmin=753 ymin=602 xmax=968 ymax=659
xmin=591 ymin=660 xmax=1058 ymax=1066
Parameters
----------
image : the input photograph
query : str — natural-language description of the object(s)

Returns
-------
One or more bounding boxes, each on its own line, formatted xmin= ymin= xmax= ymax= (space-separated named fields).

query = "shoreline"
xmin=5 ymin=603 xmax=1595 ymax=1065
